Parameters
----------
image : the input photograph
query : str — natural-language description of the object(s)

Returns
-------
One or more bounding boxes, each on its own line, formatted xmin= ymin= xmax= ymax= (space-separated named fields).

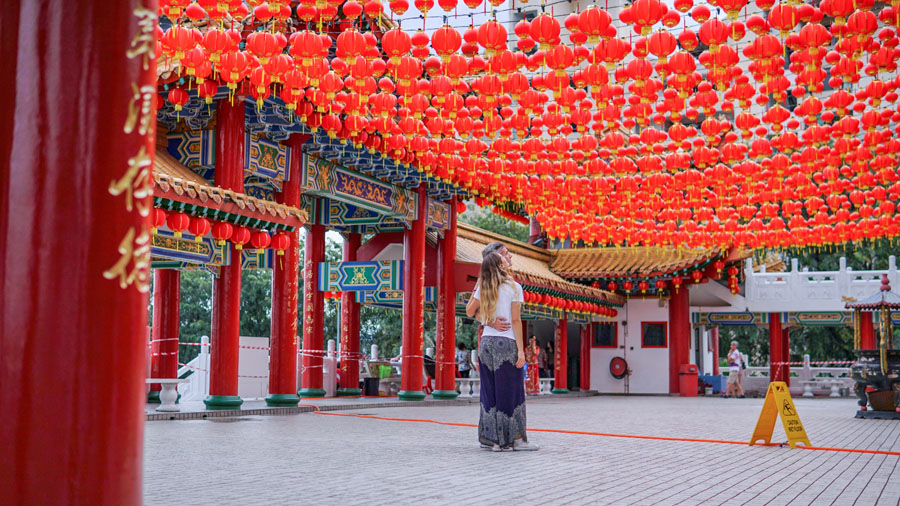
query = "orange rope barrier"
xmin=293 ymin=402 xmax=900 ymax=457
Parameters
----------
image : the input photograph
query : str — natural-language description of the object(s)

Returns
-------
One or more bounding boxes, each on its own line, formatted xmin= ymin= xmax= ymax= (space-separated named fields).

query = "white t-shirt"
xmin=474 ymin=280 xmax=524 ymax=340
xmin=729 ymin=349 xmax=743 ymax=372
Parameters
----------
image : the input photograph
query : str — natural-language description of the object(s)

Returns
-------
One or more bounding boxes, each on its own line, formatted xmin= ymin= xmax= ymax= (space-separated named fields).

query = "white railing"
xmin=731 ymin=355 xmax=854 ymax=397
xmin=744 ymin=256 xmax=898 ymax=313
xmin=176 ymin=336 xmax=210 ymax=402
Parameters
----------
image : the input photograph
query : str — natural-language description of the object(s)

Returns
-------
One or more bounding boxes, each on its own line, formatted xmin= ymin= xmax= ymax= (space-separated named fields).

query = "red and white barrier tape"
xmin=177 ymin=362 xmax=268 ymax=379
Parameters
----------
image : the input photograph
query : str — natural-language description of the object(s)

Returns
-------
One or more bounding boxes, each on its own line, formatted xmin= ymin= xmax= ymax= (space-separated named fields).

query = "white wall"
xmin=590 ymin=297 xmax=670 ymax=394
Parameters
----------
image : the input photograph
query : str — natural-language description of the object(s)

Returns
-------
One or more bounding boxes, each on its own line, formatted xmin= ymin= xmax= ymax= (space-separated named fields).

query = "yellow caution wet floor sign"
xmin=750 ymin=381 xmax=811 ymax=449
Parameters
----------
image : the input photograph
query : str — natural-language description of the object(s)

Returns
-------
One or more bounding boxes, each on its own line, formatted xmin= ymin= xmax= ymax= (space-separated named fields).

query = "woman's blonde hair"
xmin=479 ymin=252 xmax=512 ymax=324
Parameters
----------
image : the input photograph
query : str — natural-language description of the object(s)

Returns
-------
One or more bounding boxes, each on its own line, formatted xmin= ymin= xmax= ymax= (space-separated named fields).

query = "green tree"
xmin=178 ymin=270 xmax=212 ymax=364
xmin=459 ymin=201 xmax=529 ymax=242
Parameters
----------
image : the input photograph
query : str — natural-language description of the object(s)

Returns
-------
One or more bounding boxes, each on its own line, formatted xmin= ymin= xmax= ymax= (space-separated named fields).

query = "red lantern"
xmin=231 ymin=226 xmax=251 ymax=250
xmin=250 ymin=230 xmax=272 ymax=250
xmin=713 ymin=259 xmax=725 ymax=275
xmin=638 ymin=280 xmax=650 ymax=294
xmin=271 ymin=233 xmax=291 ymax=256
xmin=212 ymin=222 xmax=233 ymax=245
xmin=166 ymin=212 xmax=190 ymax=238
xmin=152 ymin=208 xmax=167 ymax=233
xmin=671 ymin=276 xmax=683 ymax=293
xmin=188 ymin=216 xmax=211 ymax=243
xmin=607 ymin=281 xmax=618 ymax=291
xmin=691 ymin=270 xmax=704 ymax=283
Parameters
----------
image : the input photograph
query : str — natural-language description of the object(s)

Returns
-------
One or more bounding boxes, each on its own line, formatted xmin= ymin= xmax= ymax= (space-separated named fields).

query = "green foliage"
xmin=459 ymin=201 xmax=529 ymax=243
xmin=790 ymin=238 xmax=896 ymax=271
xmin=240 ymin=270 xmax=272 ymax=337
xmin=719 ymin=325 xmax=855 ymax=366
xmin=178 ymin=270 xmax=212 ymax=365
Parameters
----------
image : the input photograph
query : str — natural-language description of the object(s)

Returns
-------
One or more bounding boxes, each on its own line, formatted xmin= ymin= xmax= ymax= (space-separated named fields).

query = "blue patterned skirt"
xmin=478 ymin=335 xmax=527 ymax=448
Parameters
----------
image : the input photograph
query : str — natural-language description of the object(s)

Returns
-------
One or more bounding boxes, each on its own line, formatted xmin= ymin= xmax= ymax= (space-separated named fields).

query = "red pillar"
xmin=205 ymin=98 xmax=246 ymax=410
xmin=782 ymin=326 xmax=791 ymax=387
xmin=553 ymin=316 xmax=569 ymax=393
xmin=299 ymin=221 xmax=326 ymax=397
xmin=434 ymin=197 xmax=459 ymax=399
xmin=149 ymin=270 xmax=181 ymax=401
xmin=711 ymin=327 xmax=720 ymax=376
xmin=1 ymin=1 xmax=156 ymax=501
xmin=266 ymin=135 xmax=306 ymax=406
xmin=860 ymin=312 xmax=876 ymax=349
xmin=337 ymin=233 xmax=363 ymax=396
xmin=580 ymin=324 xmax=592 ymax=391
xmin=400 ymin=185 xmax=428 ymax=400
xmin=769 ymin=313 xmax=783 ymax=384
xmin=669 ymin=286 xmax=691 ymax=394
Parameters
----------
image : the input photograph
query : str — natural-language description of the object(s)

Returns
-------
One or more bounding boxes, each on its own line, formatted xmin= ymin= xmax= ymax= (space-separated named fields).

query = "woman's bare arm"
xmin=512 ymin=302 xmax=524 ymax=368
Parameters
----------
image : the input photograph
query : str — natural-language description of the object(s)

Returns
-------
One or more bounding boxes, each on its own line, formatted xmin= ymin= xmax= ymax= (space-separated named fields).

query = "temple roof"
xmin=454 ymin=224 xmax=624 ymax=306
xmin=549 ymin=246 xmax=722 ymax=280
xmin=153 ymin=148 xmax=308 ymax=229
xmin=845 ymin=275 xmax=900 ymax=310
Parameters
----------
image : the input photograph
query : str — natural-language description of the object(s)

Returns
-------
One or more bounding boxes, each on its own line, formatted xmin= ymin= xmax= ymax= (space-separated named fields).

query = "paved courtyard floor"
xmin=144 ymin=395 xmax=900 ymax=506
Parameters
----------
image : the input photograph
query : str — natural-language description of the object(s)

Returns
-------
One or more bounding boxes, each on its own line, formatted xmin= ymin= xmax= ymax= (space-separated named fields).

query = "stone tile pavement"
xmin=144 ymin=396 xmax=900 ymax=506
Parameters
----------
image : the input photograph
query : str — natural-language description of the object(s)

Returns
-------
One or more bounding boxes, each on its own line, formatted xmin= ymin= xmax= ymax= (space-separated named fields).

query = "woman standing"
xmin=524 ymin=336 xmax=541 ymax=395
xmin=466 ymin=251 xmax=538 ymax=451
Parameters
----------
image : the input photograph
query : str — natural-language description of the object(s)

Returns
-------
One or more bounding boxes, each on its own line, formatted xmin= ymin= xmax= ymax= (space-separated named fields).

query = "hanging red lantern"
xmin=250 ymin=230 xmax=272 ymax=250
xmin=167 ymin=88 xmax=189 ymax=112
xmin=212 ymin=222 xmax=233 ymax=246
xmin=151 ymin=208 xmax=167 ymax=234
xmin=671 ymin=276 xmax=683 ymax=293
xmin=188 ymin=216 xmax=211 ymax=243
xmin=607 ymin=281 xmax=618 ymax=291
xmin=166 ymin=212 xmax=190 ymax=238
xmin=691 ymin=270 xmax=704 ymax=283
xmin=231 ymin=226 xmax=251 ymax=250
xmin=638 ymin=280 xmax=650 ymax=294
xmin=271 ymin=233 xmax=291 ymax=256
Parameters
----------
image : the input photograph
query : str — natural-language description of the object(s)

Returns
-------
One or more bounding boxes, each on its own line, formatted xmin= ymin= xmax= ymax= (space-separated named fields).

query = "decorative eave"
xmin=549 ymin=246 xmax=725 ymax=280
xmin=846 ymin=274 xmax=900 ymax=310
xmin=153 ymin=149 xmax=307 ymax=231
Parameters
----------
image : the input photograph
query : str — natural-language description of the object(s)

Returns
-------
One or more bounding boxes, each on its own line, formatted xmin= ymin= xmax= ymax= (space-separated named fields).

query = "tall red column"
xmin=553 ymin=316 xmax=569 ymax=393
xmin=266 ymin=135 xmax=306 ymax=406
xmin=711 ymin=327 xmax=720 ymax=376
xmin=299 ymin=221 xmax=326 ymax=397
xmin=669 ymin=286 xmax=691 ymax=394
xmin=860 ymin=312 xmax=876 ymax=349
xmin=782 ymin=326 xmax=791 ymax=387
xmin=400 ymin=185 xmax=428 ymax=401
xmin=338 ymin=233 xmax=363 ymax=396
xmin=1 ymin=1 xmax=156 ymax=501
xmin=433 ymin=196 xmax=458 ymax=399
xmin=149 ymin=269 xmax=181 ymax=401
xmin=769 ymin=313 xmax=783 ymax=384
xmin=580 ymin=324 xmax=592 ymax=391
xmin=205 ymin=98 xmax=246 ymax=410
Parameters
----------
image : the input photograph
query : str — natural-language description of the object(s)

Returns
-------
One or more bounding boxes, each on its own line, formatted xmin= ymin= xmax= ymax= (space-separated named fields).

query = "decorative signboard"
xmin=302 ymin=154 xmax=417 ymax=222
xmin=166 ymin=130 xmax=289 ymax=184
xmin=695 ymin=311 xmax=900 ymax=326
xmin=242 ymin=248 xmax=276 ymax=270
xmin=356 ymin=287 xmax=437 ymax=310
xmin=166 ymin=130 xmax=215 ymax=168
xmin=244 ymin=132 xmax=289 ymax=182
xmin=151 ymin=229 xmax=228 ymax=266
xmin=319 ymin=260 xmax=403 ymax=292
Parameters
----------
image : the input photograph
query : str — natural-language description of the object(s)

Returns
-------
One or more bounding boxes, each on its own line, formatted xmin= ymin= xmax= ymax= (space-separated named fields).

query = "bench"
xmin=147 ymin=378 xmax=190 ymax=412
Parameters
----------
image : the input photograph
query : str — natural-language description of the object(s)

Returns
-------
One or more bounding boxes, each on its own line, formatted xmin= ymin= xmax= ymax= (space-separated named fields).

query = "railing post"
xmin=371 ymin=344 xmax=378 ymax=361
xmin=200 ymin=336 xmax=210 ymax=398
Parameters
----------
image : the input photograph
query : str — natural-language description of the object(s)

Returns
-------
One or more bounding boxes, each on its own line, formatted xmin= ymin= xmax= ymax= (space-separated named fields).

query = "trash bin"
xmin=363 ymin=377 xmax=380 ymax=397
xmin=679 ymin=364 xmax=699 ymax=397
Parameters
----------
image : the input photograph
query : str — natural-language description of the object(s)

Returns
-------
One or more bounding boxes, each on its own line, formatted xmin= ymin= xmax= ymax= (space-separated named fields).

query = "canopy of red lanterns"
xmin=158 ymin=0 xmax=900 ymax=251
